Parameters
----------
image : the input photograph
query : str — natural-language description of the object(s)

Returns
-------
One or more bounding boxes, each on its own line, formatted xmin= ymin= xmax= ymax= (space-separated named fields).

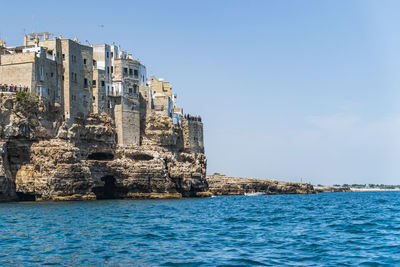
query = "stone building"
xmin=0 ymin=45 xmax=58 ymax=105
xmin=149 ymin=76 xmax=173 ymax=116
xmin=24 ymin=34 xmax=94 ymax=120
xmin=91 ymin=43 xmax=147 ymax=146
xmin=0 ymin=32 xmax=203 ymax=153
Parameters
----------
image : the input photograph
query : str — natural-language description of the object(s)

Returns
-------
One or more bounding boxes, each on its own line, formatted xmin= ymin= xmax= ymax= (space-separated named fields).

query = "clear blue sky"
xmin=1 ymin=0 xmax=399 ymax=185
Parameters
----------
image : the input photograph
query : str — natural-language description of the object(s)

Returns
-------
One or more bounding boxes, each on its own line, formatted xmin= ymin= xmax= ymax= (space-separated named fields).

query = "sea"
xmin=0 ymin=191 xmax=399 ymax=266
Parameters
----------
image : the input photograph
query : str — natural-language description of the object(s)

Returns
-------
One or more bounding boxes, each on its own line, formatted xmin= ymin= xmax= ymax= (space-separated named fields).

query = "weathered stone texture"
xmin=0 ymin=94 xmax=208 ymax=201
xmin=206 ymin=174 xmax=316 ymax=195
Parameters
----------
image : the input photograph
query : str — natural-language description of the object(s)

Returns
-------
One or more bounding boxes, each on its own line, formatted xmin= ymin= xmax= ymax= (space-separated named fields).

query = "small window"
xmin=106 ymin=52 xmax=109 ymax=58
xmin=93 ymin=80 xmax=97 ymax=87
xmin=107 ymin=67 xmax=109 ymax=74
xmin=111 ymin=66 xmax=113 ymax=73
xmin=84 ymin=58 xmax=87 ymax=65
xmin=62 ymin=54 xmax=65 ymax=60
xmin=134 ymin=69 xmax=138 ymax=77
xmin=62 ymin=75 xmax=64 ymax=81
xmin=51 ymin=72 xmax=54 ymax=77
xmin=101 ymin=80 xmax=105 ymax=87
xmin=111 ymin=52 xmax=113 ymax=57
xmin=123 ymin=68 xmax=128 ymax=75
xmin=129 ymin=88 xmax=132 ymax=93
xmin=129 ymin=69 xmax=133 ymax=76
xmin=84 ymin=78 xmax=88 ymax=88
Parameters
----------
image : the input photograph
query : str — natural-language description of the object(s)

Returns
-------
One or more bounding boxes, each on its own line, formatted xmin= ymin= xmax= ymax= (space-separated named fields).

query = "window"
xmin=123 ymin=68 xmax=128 ymax=75
xmin=133 ymin=84 xmax=138 ymax=94
xmin=129 ymin=69 xmax=133 ymax=76
xmin=111 ymin=52 xmax=113 ymax=57
xmin=101 ymin=80 xmax=105 ymax=87
xmin=129 ymin=88 xmax=132 ymax=93
xmin=62 ymin=54 xmax=65 ymax=60
xmin=62 ymin=75 xmax=64 ymax=81
xmin=93 ymin=80 xmax=97 ymax=87
xmin=111 ymin=66 xmax=113 ymax=73
xmin=51 ymin=72 xmax=54 ymax=78
xmin=71 ymin=55 xmax=76 ymax=63
xmin=84 ymin=58 xmax=87 ymax=65
xmin=106 ymin=52 xmax=109 ymax=58
xmin=84 ymin=78 xmax=88 ymax=88
xmin=40 ymin=67 xmax=44 ymax=81
xmin=134 ymin=69 xmax=138 ymax=77
xmin=107 ymin=67 xmax=109 ymax=74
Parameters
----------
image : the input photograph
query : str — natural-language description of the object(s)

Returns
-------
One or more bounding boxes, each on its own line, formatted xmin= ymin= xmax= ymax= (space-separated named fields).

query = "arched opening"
xmin=87 ymin=152 xmax=114 ymax=161
xmin=129 ymin=154 xmax=154 ymax=161
xmin=92 ymin=176 xmax=116 ymax=199
xmin=17 ymin=192 xmax=35 ymax=201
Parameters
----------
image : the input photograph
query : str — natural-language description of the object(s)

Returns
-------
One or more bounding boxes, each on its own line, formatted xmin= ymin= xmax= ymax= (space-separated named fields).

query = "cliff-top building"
xmin=0 ymin=32 xmax=201 ymax=151
xmin=0 ymin=32 xmax=206 ymax=202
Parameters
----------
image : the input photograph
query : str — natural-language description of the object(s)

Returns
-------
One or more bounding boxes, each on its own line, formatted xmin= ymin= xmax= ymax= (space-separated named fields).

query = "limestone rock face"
xmin=314 ymin=186 xmax=352 ymax=193
xmin=206 ymin=175 xmax=317 ymax=195
xmin=0 ymin=95 xmax=209 ymax=201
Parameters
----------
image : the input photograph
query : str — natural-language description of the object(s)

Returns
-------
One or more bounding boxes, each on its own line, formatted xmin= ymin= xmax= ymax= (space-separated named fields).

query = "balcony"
xmin=108 ymin=90 xmax=121 ymax=97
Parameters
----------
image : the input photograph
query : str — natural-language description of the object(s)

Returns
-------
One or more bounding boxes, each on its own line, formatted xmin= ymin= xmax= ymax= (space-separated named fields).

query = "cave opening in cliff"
xmin=93 ymin=176 xmax=117 ymax=199
xmin=87 ymin=152 xmax=114 ymax=161
xmin=129 ymin=154 xmax=154 ymax=161
xmin=16 ymin=192 xmax=36 ymax=201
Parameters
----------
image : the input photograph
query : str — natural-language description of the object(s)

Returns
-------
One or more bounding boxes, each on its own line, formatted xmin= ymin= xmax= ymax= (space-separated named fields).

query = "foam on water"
xmin=0 ymin=192 xmax=399 ymax=265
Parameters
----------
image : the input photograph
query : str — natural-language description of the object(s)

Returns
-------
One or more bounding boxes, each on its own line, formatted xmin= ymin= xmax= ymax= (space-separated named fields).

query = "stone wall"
xmin=0 ymin=62 xmax=33 ymax=89
xmin=92 ymin=69 xmax=106 ymax=114
xmin=182 ymin=120 xmax=204 ymax=154
xmin=114 ymin=96 xmax=140 ymax=145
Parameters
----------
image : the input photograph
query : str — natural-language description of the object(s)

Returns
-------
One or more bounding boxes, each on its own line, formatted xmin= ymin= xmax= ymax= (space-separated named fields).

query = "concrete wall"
xmin=182 ymin=120 xmax=204 ymax=154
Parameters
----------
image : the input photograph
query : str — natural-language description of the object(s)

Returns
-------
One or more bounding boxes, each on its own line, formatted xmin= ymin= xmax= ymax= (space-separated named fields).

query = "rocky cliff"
xmin=314 ymin=186 xmax=352 ymax=193
xmin=206 ymin=174 xmax=317 ymax=195
xmin=0 ymin=93 xmax=209 ymax=201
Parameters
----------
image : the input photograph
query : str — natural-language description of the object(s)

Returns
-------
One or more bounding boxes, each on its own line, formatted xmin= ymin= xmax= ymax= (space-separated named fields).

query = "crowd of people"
xmin=184 ymin=114 xmax=202 ymax=122
xmin=0 ymin=84 xmax=30 ymax=92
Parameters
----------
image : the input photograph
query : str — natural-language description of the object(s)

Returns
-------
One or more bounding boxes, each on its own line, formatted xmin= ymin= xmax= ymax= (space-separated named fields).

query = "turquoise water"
xmin=0 ymin=192 xmax=399 ymax=266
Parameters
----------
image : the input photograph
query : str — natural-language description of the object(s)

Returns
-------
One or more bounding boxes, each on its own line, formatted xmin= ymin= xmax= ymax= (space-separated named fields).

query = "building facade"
xmin=0 ymin=33 xmax=199 ymax=150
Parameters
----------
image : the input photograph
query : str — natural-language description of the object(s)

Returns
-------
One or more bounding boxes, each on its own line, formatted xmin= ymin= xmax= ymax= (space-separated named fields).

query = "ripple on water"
xmin=0 ymin=192 xmax=400 ymax=265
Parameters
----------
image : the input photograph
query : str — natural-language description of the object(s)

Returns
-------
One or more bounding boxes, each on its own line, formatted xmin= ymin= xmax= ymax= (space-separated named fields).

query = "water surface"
xmin=1 ymin=192 xmax=399 ymax=265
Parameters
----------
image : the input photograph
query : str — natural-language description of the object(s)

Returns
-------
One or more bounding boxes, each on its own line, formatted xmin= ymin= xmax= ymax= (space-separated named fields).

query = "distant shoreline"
xmin=350 ymin=188 xmax=400 ymax=192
